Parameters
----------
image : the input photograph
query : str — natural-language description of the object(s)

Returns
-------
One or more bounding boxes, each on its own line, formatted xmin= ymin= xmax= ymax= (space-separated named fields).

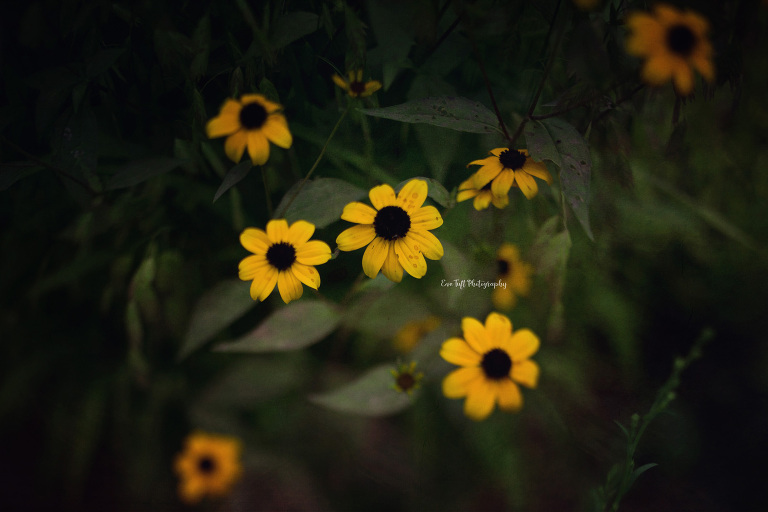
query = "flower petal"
xmin=295 ymin=240 xmax=331 ymax=265
xmin=362 ymin=81 xmax=382 ymax=96
xmin=409 ymin=205 xmax=443 ymax=231
xmin=495 ymin=379 xmax=523 ymax=411
xmin=238 ymin=254 xmax=269 ymax=281
xmin=206 ymin=113 xmax=241 ymax=138
xmin=336 ymin=225 xmax=376 ymax=251
xmin=523 ymin=160 xmax=553 ymax=184
xmin=440 ymin=337 xmax=482 ymax=366
xmin=396 ymin=179 xmax=428 ymax=212
xmin=490 ymin=169 xmax=515 ymax=197
xmin=277 ymin=270 xmax=303 ymax=304
xmin=287 ymin=220 xmax=315 ymax=246
xmin=511 ymin=360 xmax=540 ymax=389
xmin=247 ymin=130 xmax=270 ymax=166
xmin=362 ymin=237 xmax=389 ymax=279
xmin=395 ymin=237 xmax=427 ymax=278
xmin=341 ymin=202 xmax=377 ymax=224
xmin=473 ymin=192 xmax=492 ymax=210
xmin=240 ymin=227 xmax=270 ymax=254
xmin=291 ymin=262 xmax=321 ymax=290
xmin=380 ymin=243 xmax=403 ymax=283
xmin=485 ymin=312 xmax=512 ymax=348
xmin=224 ymin=130 xmax=248 ymax=163
xmin=514 ymin=170 xmax=539 ymax=199
xmin=461 ymin=317 xmax=491 ymax=354
xmin=463 ymin=378 xmax=496 ymax=421
xmin=642 ymin=54 xmax=676 ymax=86
xmin=369 ymin=184 xmax=397 ymax=210
xmin=492 ymin=286 xmax=517 ymax=310
xmin=241 ymin=94 xmax=281 ymax=114
xmin=672 ymin=64 xmax=694 ymax=95
xmin=406 ymin=229 xmax=443 ymax=260
xmin=250 ymin=266 xmax=277 ymax=301
xmin=332 ymin=74 xmax=348 ymax=90
xmin=474 ymin=161 xmax=504 ymax=186
xmin=508 ymin=328 xmax=540 ymax=361
xmin=266 ymin=219 xmax=289 ymax=243
xmin=442 ymin=366 xmax=484 ymax=398
xmin=263 ymin=114 xmax=293 ymax=149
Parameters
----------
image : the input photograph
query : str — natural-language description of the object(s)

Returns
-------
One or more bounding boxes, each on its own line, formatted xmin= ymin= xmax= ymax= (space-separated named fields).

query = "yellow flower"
xmin=336 ymin=179 xmax=444 ymax=282
xmin=332 ymin=69 xmax=382 ymax=98
xmin=206 ymin=94 xmax=293 ymax=165
xmin=174 ymin=431 xmax=242 ymax=504
xmin=467 ymin=148 xmax=552 ymax=200
xmin=492 ymin=244 xmax=533 ymax=311
xmin=393 ymin=315 xmax=441 ymax=353
xmin=239 ymin=219 xmax=331 ymax=304
xmin=626 ymin=4 xmax=715 ymax=95
xmin=391 ymin=361 xmax=424 ymax=394
xmin=456 ymin=170 xmax=510 ymax=210
xmin=440 ymin=312 xmax=540 ymax=421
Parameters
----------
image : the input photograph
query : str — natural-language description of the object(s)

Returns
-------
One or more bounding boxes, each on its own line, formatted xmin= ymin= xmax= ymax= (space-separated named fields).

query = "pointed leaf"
xmin=270 ymin=12 xmax=319 ymax=50
xmin=177 ymin=279 xmax=255 ymax=360
xmin=213 ymin=160 xmax=252 ymax=203
xmin=525 ymin=119 xmax=594 ymax=239
xmin=309 ymin=364 xmax=414 ymax=416
xmin=274 ymin=178 xmax=367 ymax=228
xmin=106 ymin=157 xmax=183 ymax=190
xmin=359 ymin=96 xmax=501 ymax=134
xmin=215 ymin=300 xmax=340 ymax=353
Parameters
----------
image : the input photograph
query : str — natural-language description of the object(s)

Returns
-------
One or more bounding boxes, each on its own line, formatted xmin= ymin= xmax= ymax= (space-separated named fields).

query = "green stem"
xmin=469 ymin=35 xmax=511 ymax=141
xmin=274 ymin=103 xmax=351 ymax=218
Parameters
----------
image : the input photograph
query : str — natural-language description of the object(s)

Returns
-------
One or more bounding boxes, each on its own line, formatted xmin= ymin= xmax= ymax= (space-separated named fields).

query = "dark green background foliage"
xmin=1 ymin=0 xmax=767 ymax=511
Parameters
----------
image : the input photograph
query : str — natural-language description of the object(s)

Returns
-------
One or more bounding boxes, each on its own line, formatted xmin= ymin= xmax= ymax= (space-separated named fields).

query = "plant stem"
xmin=469 ymin=35 xmax=511 ymax=141
xmin=274 ymin=103 xmax=351 ymax=218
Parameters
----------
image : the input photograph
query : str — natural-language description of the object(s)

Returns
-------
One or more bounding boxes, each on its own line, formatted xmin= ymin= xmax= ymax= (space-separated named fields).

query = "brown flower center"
xmin=481 ymin=348 xmax=512 ymax=380
xmin=197 ymin=455 xmax=216 ymax=474
xmin=266 ymin=242 xmax=297 ymax=271
xmin=497 ymin=258 xmax=510 ymax=277
xmin=667 ymin=24 xmax=696 ymax=57
xmin=498 ymin=149 xmax=527 ymax=170
xmin=239 ymin=102 xmax=268 ymax=129
xmin=350 ymin=81 xmax=366 ymax=96
xmin=374 ymin=206 xmax=411 ymax=241
xmin=396 ymin=372 xmax=416 ymax=392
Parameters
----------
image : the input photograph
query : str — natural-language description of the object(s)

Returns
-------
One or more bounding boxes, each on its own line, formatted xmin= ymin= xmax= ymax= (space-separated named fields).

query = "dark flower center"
xmin=498 ymin=149 xmax=527 ymax=170
xmin=266 ymin=242 xmax=297 ymax=271
xmin=374 ymin=206 xmax=411 ymax=241
xmin=481 ymin=181 xmax=493 ymax=192
xmin=350 ymin=81 xmax=366 ymax=95
xmin=667 ymin=24 xmax=696 ymax=57
xmin=481 ymin=348 xmax=512 ymax=380
xmin=396 ymin=372 xmax=416 ymax=391
xmin=197 ymin=455 xmax=216 ymax=474
xmin=239 ymin=102 xmax=268 ymax=129
xmin=497 ymin=258 xmax=510 ymax=276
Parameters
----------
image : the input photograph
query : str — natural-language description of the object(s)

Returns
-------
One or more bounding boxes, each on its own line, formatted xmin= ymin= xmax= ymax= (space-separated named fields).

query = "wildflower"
xmin=206 ymin=94 xmax=293 ymax=165
xmin=391 ymin=361 xmax=424 ymax=394
xmin=393 ymin=315 xmax=441 ymax=353
xmin=332 ymin=69 xmax=382 ymax=98
xmin=440 ymin=312 xmax=540 ymax=421
xmin=174 ymin=431 xmax=242 ymax=504
xmin=456 ymin=171 xmax=509 ymax=211
xmin=239 ymin=219 xmax=331 ymax=304
xmin=467 ymin=148 xmax=552 ymax=200
xmin=492 ymin=244 xmax=533 ymax=310
xmin=336 ymin=179 xmax=444 ymax=282
xmin=626 ymin=4 xmax=714 ymax=95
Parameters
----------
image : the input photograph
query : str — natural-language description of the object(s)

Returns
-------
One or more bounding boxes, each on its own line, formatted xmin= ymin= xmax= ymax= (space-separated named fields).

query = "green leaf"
xmin=0 ymin=162 xmax=41 ymax=191
xmin=215 ymin=300 xmax=340 ymax=353
xmin=274 ymin=178 xmax=367 ymax=228
xmin=309 ymin=363 xmax=414 ymax=416
xmin=84 ymin=48 xmax=124 ymax=79
xmin=415 ymin=124 xmax=460 ymax=182
xmin=358 ymin=96 xmax=501 ymax=134
xmin=213 ymin=160 xmax=252 ymax=203
xmin=525 ymin=119 xmax=594 ymax=240
xmin=105 ymin=157 xmax=183 ymax=190
xmin=395 ymin=176 xmax=453 ymax=208
xmin=177 ymin=279 xmax=255 ymax=360
xmin=270 ymin=12 xmax=319 ymax=50
xmin=629 ymin=463 xmax=658 ymax=486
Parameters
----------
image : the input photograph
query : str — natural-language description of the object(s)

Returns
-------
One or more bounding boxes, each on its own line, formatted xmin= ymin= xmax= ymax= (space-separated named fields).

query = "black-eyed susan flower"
xmin=336 ymin=179 xmax=444 ymax=282
xmin=440 ymin=312 xmax=539 ymax=421
xmin=467 ymin=148 xmax=552 ymax=200
xmin=492 ymin=244 xmax=533 ymax=311
xmin=393 ymin=315 xmax=441 ymax=353
xmin=391 ymin=361 xmax=424 ymax=394
xmin=174 ymin=431 xmax=242 ymax=504
xmin=206 ymin=94 xmax=293 ymax=165
xmin=332 ymin=69 xmax=382 ymax=98
xmin=626 ymin=4 xmax=714 ymax=95
xmin=456 ymin=171 xmax=509 ymax=211
xmin=239 ymin=219 xmax=331 ymax=304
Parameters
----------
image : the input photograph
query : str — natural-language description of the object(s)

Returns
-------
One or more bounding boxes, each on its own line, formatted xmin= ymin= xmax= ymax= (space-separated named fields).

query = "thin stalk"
xmin=274 ymin=103 xmax=351 ymax=218
xmin=469 ymin=35 xmax=511 ymax=141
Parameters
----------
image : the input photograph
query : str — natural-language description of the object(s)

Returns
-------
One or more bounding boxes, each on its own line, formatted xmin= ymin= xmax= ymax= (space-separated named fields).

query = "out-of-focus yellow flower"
xmin=391 ymin=361 xmax=424 ymax=394
xmin=174 ymin=431 xmax=242 ymax=504
xmin=572 ymin=0 xmax=601 ymax=11
xmin=492 ymin=244 xmax=533 ymax=311
xmin=466 ymin=148 xmax=552 ymax=200
xmin=456 ymin=171 xmax=509 ymax=211
xmin=332 ymin=70 xmax=382 ymax=98
xmin=393 ymin=315 xmax=441 ymax=353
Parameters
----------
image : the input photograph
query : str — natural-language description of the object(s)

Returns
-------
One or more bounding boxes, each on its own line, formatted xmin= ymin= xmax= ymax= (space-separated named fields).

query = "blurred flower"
xmin=174 ymin=431 xmax=242 ymax=504
xmin=391 ymin=361 xmax=424 ymax=394
xmin=440 ymin=312 xmax=540 ymax=421
xmin=626 ymin=4 xmax=714 ymax=95
xmin=332 ymin=69 xmax=382 ymax=98
xmin=493 ymin=244 xmax=533 ymax=310
xmin=572 ymin=0 xmax=601 ymax=10
xmin=336 ymin=179 xmax=443 ymax=282
xmin=206 ymin=94 xmax=293 ymax=165
xmin=239 ymin=219 xmax=331 ymax=303
xmin=456 ymin=171 xmax=509 ymax=211
xmin=467 ymin=148 xmax=552 ymax=200
xmin=393 ymin=315 xmax=441 ymax=353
